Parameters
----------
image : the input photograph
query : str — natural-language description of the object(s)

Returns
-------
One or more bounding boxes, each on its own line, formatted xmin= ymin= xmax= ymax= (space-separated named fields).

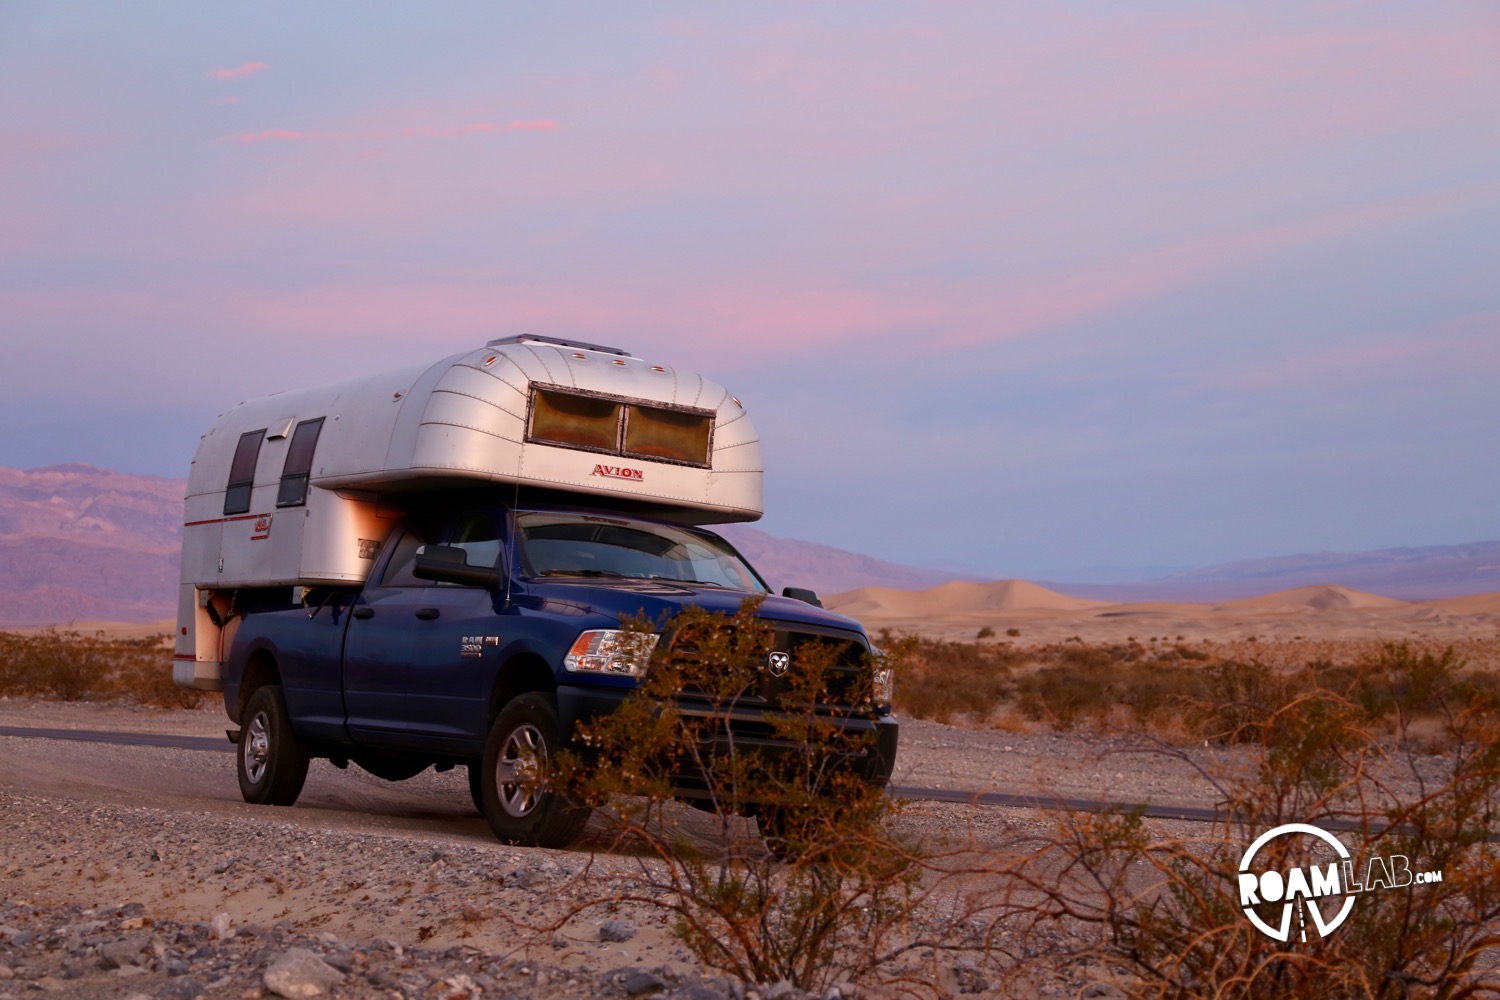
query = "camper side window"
xmin=223 ymin=429 xmax=266 ymax=516
xmin=276 ymin=417 xmax=325 ymax=507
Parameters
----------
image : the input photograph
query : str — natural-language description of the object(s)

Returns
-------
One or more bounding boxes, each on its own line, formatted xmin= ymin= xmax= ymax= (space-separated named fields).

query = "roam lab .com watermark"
xmin=1238 ymin=822 xmax=1444 ymax=942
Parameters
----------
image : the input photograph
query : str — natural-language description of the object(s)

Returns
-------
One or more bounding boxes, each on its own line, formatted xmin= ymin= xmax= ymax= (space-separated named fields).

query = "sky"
xmin=2 ymin=2 xmax=1498 ymax=580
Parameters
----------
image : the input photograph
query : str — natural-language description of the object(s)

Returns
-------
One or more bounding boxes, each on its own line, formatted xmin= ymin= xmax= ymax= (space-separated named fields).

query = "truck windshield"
xmin=515 ymin=512 xmax=767 ymax=594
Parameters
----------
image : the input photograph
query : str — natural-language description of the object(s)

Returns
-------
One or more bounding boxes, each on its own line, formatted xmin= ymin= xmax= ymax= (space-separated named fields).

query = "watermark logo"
xmin=1238 ymin=822 xmax=1443 ymax=942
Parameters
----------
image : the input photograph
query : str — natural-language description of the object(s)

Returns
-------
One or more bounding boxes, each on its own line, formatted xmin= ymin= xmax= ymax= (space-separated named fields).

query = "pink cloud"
xmin=216 ymin=121 xmax=550 ymax=146
xmin=400 ymin=123 xmax=499 ymax=138
xmin=216 ymin=128 xmax=341 ymax=145
xmin=209 ymin=61 xmax=269 ymax=81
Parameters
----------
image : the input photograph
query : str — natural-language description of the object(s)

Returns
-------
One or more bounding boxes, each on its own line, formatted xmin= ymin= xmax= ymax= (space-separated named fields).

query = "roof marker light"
xmin=650 ymin=365 xmax=667 ymax=373
xmin=731 ymin=396 xmax=743 ymax=409
xmin=611 ymin=358 xmax=627 ymax=366
xmin=572 ymin=352 xmax=587 ymax=359
xmin=482 ymin=355 xmax=497 ymax=367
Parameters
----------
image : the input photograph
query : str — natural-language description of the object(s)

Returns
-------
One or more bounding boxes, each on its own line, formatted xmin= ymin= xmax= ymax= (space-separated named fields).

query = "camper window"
xmin=622 ymin=404 xmax=712 ymax=465
xmin=276 ymin=417 xmax=325 ymax=507
xmin=224 ymin=429 xmax=266 ymax=515
xmin=529 ymin=389 xmax=620 ymax=452
xmin=527 ymin=386 xmax=714 ymax=467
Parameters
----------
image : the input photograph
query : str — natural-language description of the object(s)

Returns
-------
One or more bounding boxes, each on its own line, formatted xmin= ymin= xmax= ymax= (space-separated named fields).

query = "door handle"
xmin=415 ymin=608 xmax=440 ymax=620
xmin=352 ymin=607 xmax=374 ymax=620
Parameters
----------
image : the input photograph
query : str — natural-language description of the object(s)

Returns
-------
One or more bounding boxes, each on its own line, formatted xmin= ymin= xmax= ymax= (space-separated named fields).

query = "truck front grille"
xmin=663 ymin=621 xmax=875 ymax=713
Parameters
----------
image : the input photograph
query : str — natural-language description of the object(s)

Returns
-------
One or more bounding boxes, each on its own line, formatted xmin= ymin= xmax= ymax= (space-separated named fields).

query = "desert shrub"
xmin=976 ymin=626 xmax=996 ymax=640
xmin=1014 ymin=662 xmax=1115 ymax=729
xmin=1189 ymin=659 xmax=1291 ymax=743
xmin=0 ymin=630 xmax=102 ymax=700
xmin=876 ymin=636 xmax=1500 ymax=750
xmin=1005 ymin=685 xmax=1500 ymax=998
xmin=1117 ymin=660 xmax=1199 ymax=730
xmin=1053 ymin=643 xmax=1120 ymax=671
xmin=552 ymin=602 xmax=926 ymax=992
xmin=113 ymin=642 xmax=206 ymax=709
xmin=890 ymin=634 xmax=1019 ymax=724
xmin=0 ymin=629 xmax=201 ymax=707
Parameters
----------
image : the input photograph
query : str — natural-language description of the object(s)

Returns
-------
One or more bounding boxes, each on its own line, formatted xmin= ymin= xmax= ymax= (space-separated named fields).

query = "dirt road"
xmin=0 ymin=696 xmax=1240 ymax=997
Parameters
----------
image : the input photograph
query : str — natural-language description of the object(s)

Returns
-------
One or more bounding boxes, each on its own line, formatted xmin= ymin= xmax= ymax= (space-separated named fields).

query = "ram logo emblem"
xmin=767 ymin=651 xmax=790 ymax=677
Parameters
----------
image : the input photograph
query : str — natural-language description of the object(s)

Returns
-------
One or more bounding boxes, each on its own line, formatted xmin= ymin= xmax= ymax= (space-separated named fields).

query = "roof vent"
xmin=487 ymin=334 xmax=632 ymax=357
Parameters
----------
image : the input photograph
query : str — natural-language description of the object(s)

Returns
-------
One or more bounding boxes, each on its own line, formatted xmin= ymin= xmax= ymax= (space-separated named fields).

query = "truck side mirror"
xmin=781 ymin=586 xmax=823 ymax=608
xmin=414 ymin=545 xmax=501 ymax=589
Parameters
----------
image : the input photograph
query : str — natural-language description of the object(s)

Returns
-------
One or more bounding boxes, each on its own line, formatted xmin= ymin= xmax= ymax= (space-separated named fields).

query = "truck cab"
xmin=174 ymin=336 xmax=896 ymax=848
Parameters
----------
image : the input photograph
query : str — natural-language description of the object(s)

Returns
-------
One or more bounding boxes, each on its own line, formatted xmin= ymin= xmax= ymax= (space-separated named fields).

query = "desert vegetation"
xmin=0 ymin=627 xmax=198 ymax=708
xmin=543 ymin=601 xmax=922 ymax=992
xmin=892 ymin=631 xmax=1500 ymax=747
xmin=527 ymin=609 xmax=1500 ymax=996
xmin=981 ymin=663 xmax=1500 ymax=998
xmin=5 ymin=618 xmax=1500 ymax=995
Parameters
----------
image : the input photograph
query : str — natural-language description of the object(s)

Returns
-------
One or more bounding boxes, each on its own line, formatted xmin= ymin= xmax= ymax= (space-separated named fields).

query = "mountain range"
xmin=0 ymin=463 xmax=1495 ymax=628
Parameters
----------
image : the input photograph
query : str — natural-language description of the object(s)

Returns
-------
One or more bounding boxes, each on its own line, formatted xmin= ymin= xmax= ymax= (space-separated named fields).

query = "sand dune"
xmin=827 ymin=578 xmax=1500 ymax=644
xmin=1422 ymin=592 xmax=1500 ymax=614
xmin=830 ymin=579 xmax=1108 ymax=618
xmin=1213 ymin=584 xmax=1410 ymax=612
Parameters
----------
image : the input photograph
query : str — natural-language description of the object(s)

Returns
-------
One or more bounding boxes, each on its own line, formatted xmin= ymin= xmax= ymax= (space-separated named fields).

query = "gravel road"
xmin=0 ymin=696 xmax=1459 ymax=998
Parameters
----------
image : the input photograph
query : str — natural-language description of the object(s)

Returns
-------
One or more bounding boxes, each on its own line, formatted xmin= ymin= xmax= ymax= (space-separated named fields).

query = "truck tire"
xmin=237 ymin=684 xmax=310 ymax=806
xmin=467 ymin=763 xmax=485 ymax=815
xmin=480 ymin=693 xmax=590 ymax=848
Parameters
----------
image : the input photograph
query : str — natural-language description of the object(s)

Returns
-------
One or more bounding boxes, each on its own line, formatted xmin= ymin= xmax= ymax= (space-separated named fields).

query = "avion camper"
xmin=174 ymin=336 xmax=896 ymax=848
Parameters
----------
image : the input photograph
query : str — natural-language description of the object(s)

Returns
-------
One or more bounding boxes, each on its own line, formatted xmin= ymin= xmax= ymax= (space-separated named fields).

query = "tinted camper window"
xmin=529 ymin=389 xmax=620 ymax=452
xmin=623 ymin=404 xmax=712 ymax=466
xmin=276 ymin=417 xmax=325 ymax=507
xmin=526 ymin=387 xmax=714 ymax=468
xmin=224 ymin=429 xmax=266 ymax=515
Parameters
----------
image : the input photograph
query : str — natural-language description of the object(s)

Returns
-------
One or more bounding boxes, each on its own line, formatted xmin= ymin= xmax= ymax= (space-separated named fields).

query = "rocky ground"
xmin=0 ymin=695 xmax=1474 ymax=998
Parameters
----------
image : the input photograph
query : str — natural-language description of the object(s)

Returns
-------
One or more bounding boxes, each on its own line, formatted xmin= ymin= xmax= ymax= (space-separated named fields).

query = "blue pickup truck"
xmin=222 ymin=499 xmax=897 ymax=848
xmin=175 ymin=337 xmax=897 ymax=848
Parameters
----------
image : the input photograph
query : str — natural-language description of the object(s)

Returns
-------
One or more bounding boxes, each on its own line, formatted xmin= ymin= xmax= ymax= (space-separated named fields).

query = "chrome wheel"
xmin=235 ymin=684 xmax=309 ymax=807
xmin=243 ymin=710 xmax=271 ymax=785
xmin=480 ymin=693 xmax=590 ymax=847
xmin=495 ymin=722 xmax=545 ymax=817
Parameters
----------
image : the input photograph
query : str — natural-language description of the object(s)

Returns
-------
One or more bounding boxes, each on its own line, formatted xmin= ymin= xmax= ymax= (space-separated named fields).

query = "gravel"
xmin=0 ymin=697 xmax=1465 ymax=997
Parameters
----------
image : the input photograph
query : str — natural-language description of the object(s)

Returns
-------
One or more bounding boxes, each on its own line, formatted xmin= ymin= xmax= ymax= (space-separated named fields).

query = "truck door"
xmin=341 ymin=509 xmax=507 ymax=755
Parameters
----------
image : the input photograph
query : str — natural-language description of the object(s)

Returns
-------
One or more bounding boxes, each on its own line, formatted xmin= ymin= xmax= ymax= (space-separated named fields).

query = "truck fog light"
xmin=564 ymin=630 xmax=660 ymax=677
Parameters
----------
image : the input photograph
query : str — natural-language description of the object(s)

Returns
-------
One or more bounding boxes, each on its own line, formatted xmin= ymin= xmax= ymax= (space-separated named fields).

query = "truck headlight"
xmin=564 ymin=630 xmax=660 ymax=677
xmin=873 ymin=665 xmax=894 ymax=710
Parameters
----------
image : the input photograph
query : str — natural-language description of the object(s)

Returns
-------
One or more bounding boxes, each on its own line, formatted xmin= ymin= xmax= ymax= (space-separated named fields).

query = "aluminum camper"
xmin=174 ymin=335 xmax=763 ymax=690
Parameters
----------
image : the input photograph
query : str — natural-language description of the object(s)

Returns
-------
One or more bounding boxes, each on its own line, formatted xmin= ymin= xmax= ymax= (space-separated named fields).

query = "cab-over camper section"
xmin=173 ymin=336 xmax=764 ymax=690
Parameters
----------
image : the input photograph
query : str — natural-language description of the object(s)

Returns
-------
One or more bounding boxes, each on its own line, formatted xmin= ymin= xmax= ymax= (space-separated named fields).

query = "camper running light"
xmin=564 ymin=629 xmax=660 ymax=677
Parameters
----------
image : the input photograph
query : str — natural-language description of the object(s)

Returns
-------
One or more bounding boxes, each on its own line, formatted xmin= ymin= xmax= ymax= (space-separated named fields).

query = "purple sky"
xmin=2 ymin=2 xmax=1497 ymax=579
